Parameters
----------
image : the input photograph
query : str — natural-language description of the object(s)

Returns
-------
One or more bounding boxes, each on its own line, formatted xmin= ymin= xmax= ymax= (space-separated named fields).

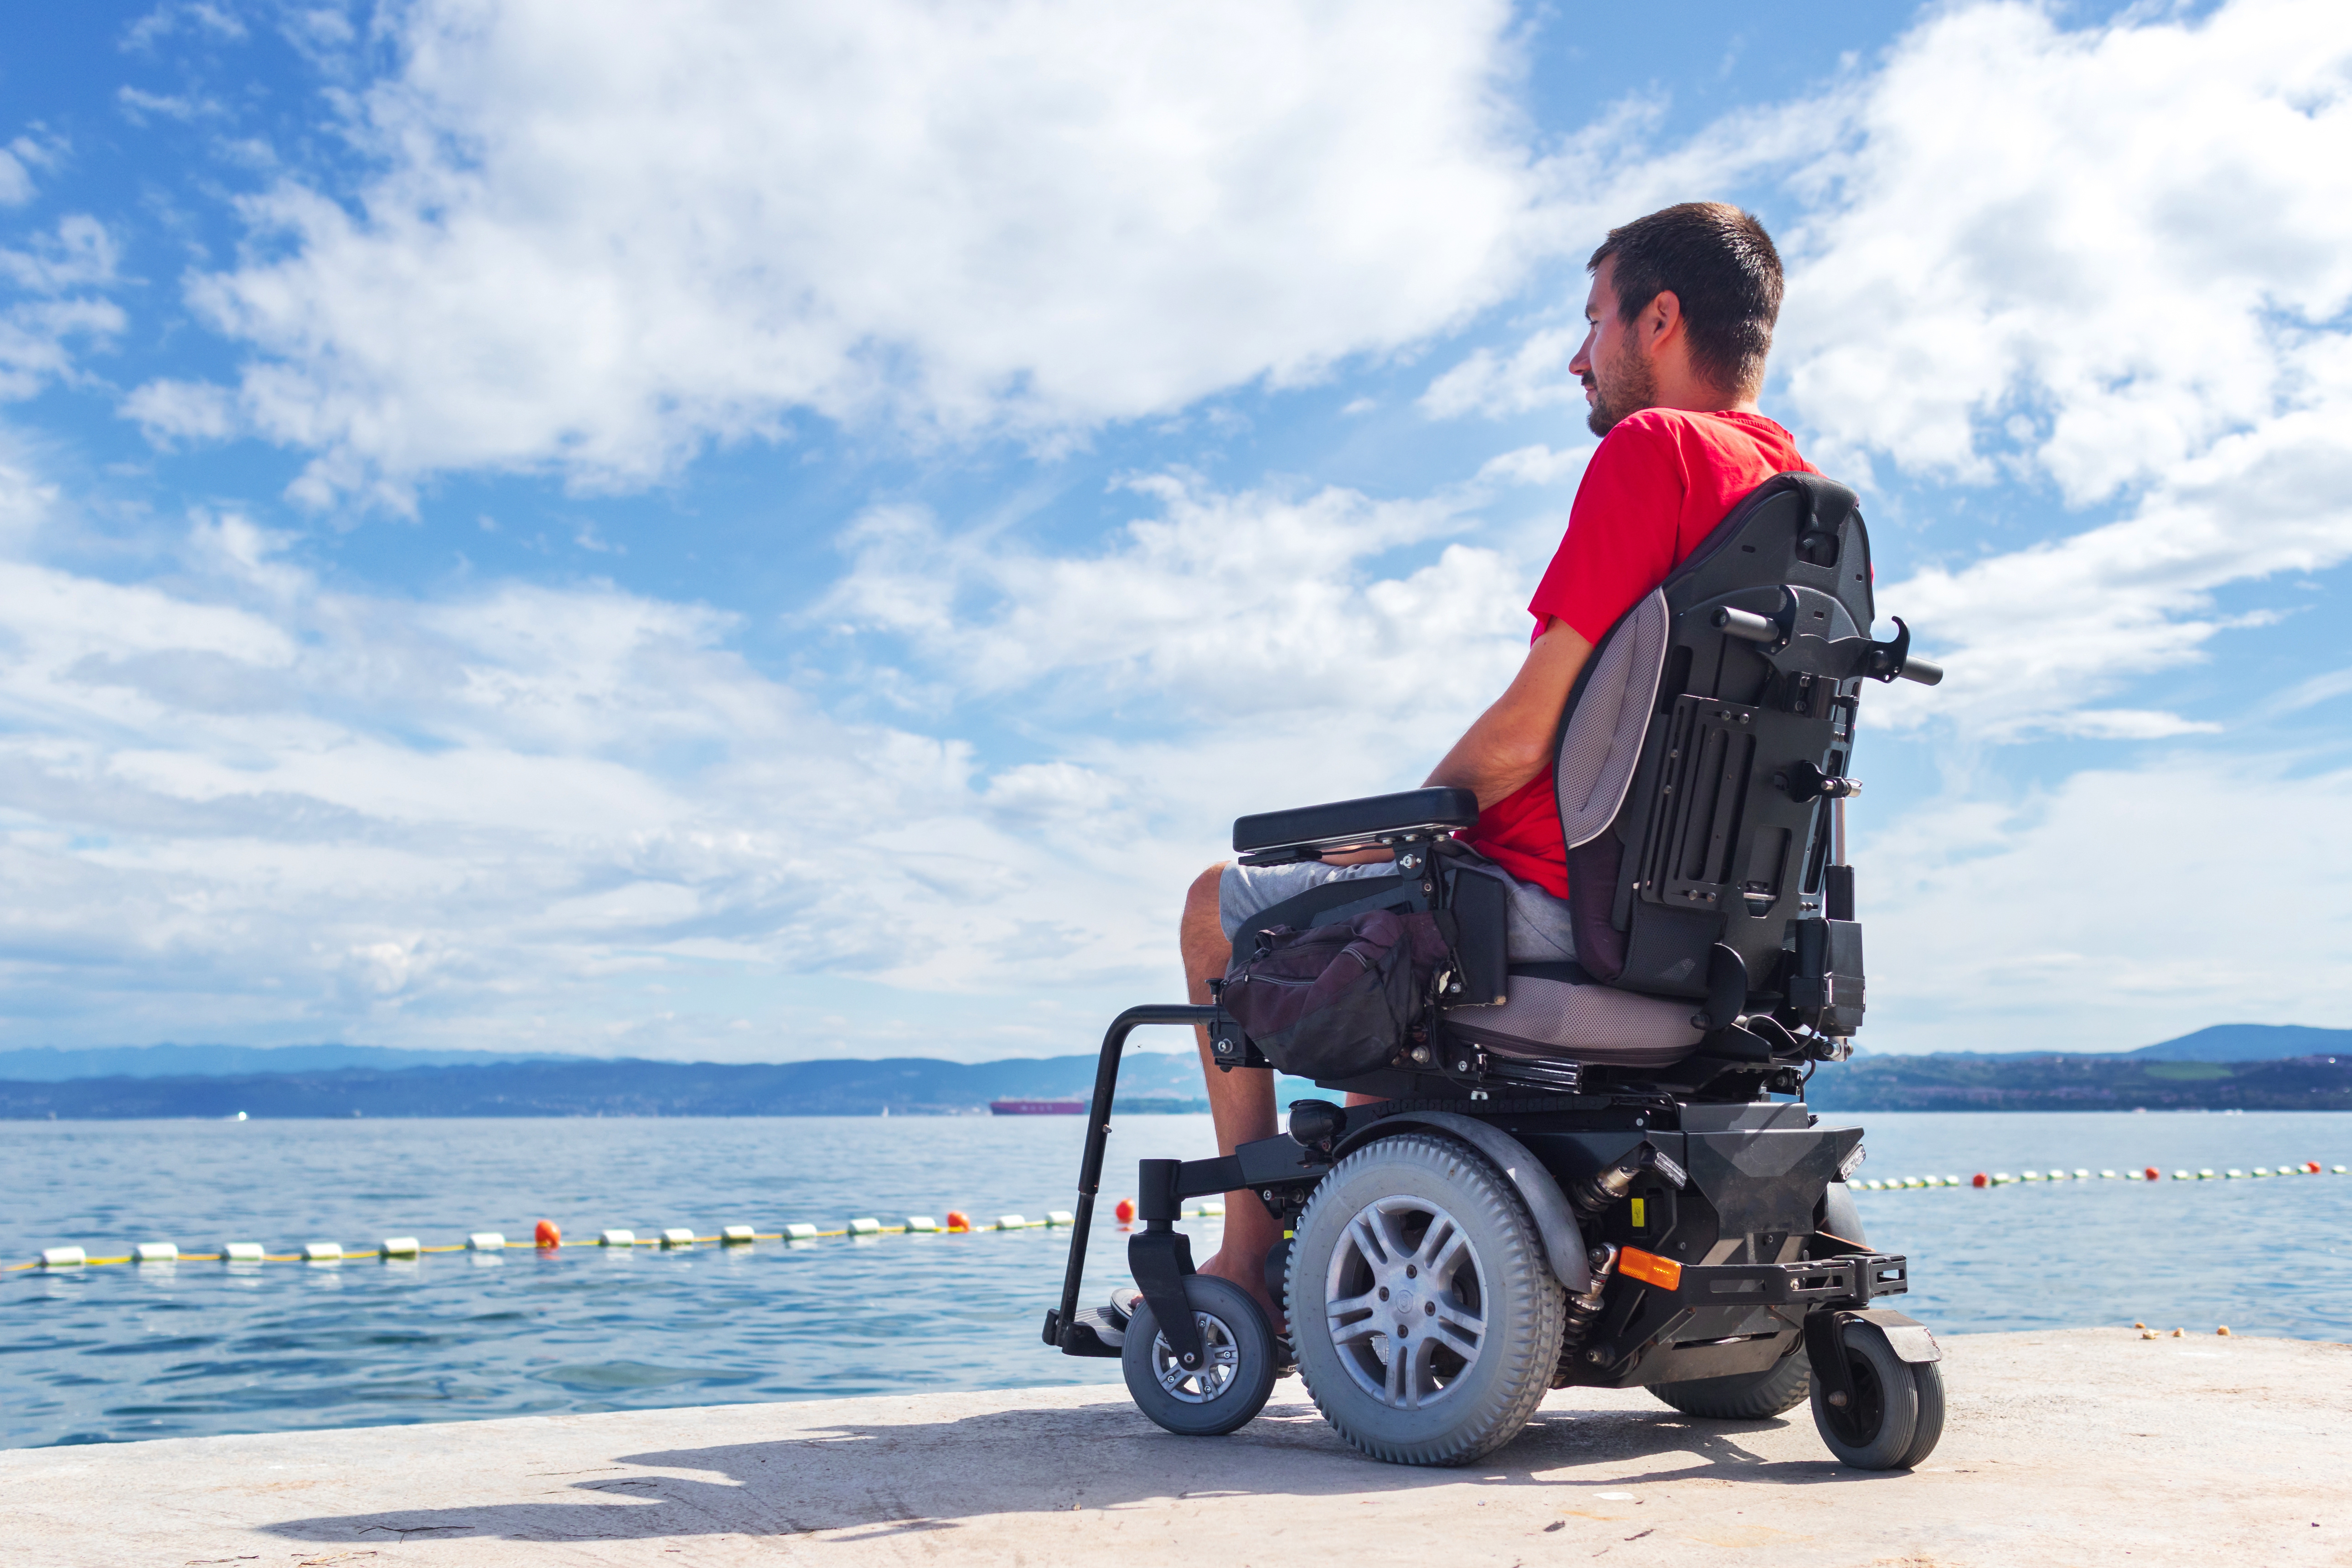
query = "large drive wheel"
xmin=1287 ymin=1132 xmax=1565 ymax=1466
xmin=1651 ymin=1342 xmax=1812 ymax=1418
xmin=1121 ymin=1274 xmax=1278 ymax=1437
xmin=1808 ymin=1319 xmax=1944 ymax=1469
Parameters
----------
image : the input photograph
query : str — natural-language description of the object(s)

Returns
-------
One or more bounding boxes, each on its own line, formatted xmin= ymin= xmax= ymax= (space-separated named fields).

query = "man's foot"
xmin=1195 ymin=1248 xmax=1286 ymax=1337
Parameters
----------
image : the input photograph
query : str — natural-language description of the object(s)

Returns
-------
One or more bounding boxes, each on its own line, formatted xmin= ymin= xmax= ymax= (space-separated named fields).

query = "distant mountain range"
xmin=2114 ymin=1024 xmax=2352 ymax=1062
xmin=0 ymin=1023 xmax=2344 ymax=1119
xmin=0 ymin=1051 xmax=1219 ymax=1120
xmin=0 ymin=1043 xmax=563 ymax=1081
xmin=5 ymin=1021 xmax=2342 ymax=1084
xmin=1804 ymin=1052 xmax=2352 ymax=1113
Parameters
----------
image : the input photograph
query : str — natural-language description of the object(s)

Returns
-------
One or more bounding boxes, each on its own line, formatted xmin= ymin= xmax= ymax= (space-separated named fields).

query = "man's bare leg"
xmin=1179 ymin=862 xmax=1287 ymax=1328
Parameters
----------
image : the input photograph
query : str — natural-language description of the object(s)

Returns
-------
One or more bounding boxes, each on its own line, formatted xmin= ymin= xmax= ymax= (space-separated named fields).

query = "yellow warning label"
xmin=1630 ymin=1198 xmax=1647 ymax=1229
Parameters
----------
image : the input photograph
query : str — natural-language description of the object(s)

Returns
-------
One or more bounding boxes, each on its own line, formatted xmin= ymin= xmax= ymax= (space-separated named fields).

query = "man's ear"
xmin=1639 ymin=289 xmax=1683 ymax=352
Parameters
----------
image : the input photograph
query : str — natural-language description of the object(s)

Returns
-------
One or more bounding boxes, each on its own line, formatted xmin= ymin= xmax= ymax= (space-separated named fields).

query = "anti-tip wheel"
xmin=1121 ymin=1273 xmax=1278 ymax=1437
xmin=1809 ymin=1319 xmax=1944 ymax=1469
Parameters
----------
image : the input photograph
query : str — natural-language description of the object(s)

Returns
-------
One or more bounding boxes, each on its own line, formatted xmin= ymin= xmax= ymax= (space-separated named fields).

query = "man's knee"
xmin=1184 ymin=862 xmax=1228 ymax=927
xmin=1181 ymin=862 xmax=1230 ymax=975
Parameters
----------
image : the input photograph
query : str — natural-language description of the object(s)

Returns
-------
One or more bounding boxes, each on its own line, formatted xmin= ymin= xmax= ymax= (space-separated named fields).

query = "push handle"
xmin=1896 ymin=653 xmax=1944 ymax=686
xmin=1713 ymin=606 xmax=1781 ymax=644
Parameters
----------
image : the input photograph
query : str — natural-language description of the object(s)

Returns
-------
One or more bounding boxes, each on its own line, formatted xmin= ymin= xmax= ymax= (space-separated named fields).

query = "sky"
xmin=1 ymin=0 xmax=2348 ymax=1064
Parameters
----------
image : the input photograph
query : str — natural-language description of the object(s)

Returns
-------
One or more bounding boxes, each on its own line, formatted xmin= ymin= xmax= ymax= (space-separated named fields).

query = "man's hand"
xmin=1423 ymin=617 xmax=1594 ymax=808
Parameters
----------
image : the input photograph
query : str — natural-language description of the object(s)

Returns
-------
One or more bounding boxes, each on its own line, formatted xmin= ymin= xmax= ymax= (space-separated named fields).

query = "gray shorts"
xmin=1218 ymin=855 xmax=1577 ymax=964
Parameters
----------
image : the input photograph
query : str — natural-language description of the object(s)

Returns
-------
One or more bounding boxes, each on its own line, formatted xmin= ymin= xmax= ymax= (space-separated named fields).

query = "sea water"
xmin=4 ymin=1110 xmax=2346 ymax=1449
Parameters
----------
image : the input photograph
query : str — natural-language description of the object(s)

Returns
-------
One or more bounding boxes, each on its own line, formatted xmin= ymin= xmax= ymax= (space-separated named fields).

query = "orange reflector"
xmin=1618 ymin=1247 xmax=1682 ymax=1291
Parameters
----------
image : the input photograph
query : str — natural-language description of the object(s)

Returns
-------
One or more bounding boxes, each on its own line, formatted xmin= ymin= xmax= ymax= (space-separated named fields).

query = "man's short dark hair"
xmin=1589 ymin=203 xmax=1783 ymax=398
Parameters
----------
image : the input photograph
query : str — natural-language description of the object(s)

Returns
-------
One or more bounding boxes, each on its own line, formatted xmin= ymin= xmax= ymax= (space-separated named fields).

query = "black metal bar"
xmin=1049 ymin=1004 xmax=1222 ymax=1351
xmin=1173 ymin=1155 xmax=1245 ymax=1200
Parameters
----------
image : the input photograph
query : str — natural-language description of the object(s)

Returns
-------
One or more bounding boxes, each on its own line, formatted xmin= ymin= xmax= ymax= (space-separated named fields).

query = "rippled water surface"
xmin=6 ymin=1109 xmax=2347 ymax=1448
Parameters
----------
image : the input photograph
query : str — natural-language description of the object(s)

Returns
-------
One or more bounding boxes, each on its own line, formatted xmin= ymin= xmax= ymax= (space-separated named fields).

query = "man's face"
xmin=1568 ymin=258 xmax=1655 ymax=437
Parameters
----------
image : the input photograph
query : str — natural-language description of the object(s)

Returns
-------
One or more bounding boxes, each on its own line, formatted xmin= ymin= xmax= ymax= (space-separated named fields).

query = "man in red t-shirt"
xmin=1167 ymin=203 xmax=1809 ymax=1325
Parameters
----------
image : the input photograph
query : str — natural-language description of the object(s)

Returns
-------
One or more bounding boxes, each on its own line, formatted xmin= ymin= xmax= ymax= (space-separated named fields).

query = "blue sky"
xmin=2 ymin=0 xmax=2347 ymax=1062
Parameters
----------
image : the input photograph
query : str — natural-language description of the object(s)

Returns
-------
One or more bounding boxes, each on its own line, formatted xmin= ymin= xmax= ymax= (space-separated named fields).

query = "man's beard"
xmin=1584 ymin=339 xmax=1656 ymax=436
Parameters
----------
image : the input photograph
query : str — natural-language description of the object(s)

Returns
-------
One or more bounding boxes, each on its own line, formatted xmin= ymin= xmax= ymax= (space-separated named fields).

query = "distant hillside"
xmin=0 ymin=1051 xmax=1217 ymax=1119
xmin=0 ymin=1044 xmax=562 ymax=1082
xmin=1806 ymin=1052 xmax=2352 ymax=1112
xmin=6 ymin=1044 xmax=2347 ymax=1119
xmin=2127 ymin=1024 xmax=2352 ymax=1062
xmin=7 ymin=1020 xmax=2343 ymax=1090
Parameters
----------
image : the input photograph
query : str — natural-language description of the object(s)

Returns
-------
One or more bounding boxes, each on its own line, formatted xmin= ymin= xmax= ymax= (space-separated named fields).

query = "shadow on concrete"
xmin=259 ymin=1392 xmax=1899 ymax=1546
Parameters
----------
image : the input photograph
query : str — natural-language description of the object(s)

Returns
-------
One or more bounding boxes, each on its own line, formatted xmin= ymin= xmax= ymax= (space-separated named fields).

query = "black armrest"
xmin=1231 ymin=787 xmax=1480 ymax=856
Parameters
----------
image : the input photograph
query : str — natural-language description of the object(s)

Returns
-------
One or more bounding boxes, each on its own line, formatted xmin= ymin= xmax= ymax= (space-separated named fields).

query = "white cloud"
xmin=1768 ymin=0 xmax=2352 ymax=739
xmin=1420 ymin=325 xmax=1584 ymax=420
xmin=2265 ymin=666 xmax=2352 ymax=717
xmin=116 ymin=86 xmax=221 ymax=125
xmin=1 ymin=215 xmax=124 ymax=400
xmin=1778 ymin=0 xmax=2352 ymax=504
xmin=827 ymin=473 xmax=1527 ymax=722
xmin=1865 ymin=755 xmax=2352 ymax=1053
xmin=0 ymin=442 xmax=1579 ymax=1057
xmin=0 ymin=150 xmax=32 ymax=208
xmin=1474 ymin=442 xmax=1592 ymax=489
xmin=1869 ymin=404 xmax=2352 ymax=740
xmin=123 ymin=1 xmax=248 ymax=50
xmin=120 ymin=378 xmax=238 ymax=445
xmin=0 ymin=133 xmax=64 ymax=208
xmin=147 ymin=0 xmax=1556 ymax=503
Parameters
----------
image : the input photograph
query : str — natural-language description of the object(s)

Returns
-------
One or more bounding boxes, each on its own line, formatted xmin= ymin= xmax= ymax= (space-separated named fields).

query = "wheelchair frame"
xmin=1040 ymin=472 xmax=1949 ymax=1466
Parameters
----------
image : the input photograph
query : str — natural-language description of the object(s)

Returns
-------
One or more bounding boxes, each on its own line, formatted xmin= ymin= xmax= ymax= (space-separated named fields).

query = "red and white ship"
xmin=989 ymin=1098 xmax=1086 ymax=1116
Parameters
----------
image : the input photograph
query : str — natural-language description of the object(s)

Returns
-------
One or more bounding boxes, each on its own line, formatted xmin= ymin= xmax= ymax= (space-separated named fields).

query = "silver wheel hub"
xmin=1149 ymin=1311 xmax=1241 ymax=1404
xmin=1323 ymin=1194 xmax=1488 ymax=1410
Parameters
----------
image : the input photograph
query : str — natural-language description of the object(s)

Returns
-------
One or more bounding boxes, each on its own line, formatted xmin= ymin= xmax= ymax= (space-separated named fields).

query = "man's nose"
xmin=1567 ymin=328 xmax=1596 ymax=376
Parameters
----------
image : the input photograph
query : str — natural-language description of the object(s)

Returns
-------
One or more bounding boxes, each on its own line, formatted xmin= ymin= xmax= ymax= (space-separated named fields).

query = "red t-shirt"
xmin=1463 ymin=409 xmax=1815 ymax=898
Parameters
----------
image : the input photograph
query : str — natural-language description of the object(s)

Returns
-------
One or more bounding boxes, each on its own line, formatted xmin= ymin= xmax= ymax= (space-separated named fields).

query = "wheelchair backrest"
xmin=1553 ymin=472 xmax=1883 ymax=1035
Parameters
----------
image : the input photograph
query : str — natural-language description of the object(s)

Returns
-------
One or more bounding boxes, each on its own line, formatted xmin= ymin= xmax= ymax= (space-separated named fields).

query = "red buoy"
xmin=534 ymin=1219 xmax=561 ymax=1248
xmin=1971 ymin=1172 xmax=1988 ymax=1188
xmin=2307 ymin=1160 xmax=2323 ymax=1174
xmin=946 ymin=1210 xmax=971 ymax=1233
xmin=2144 ymin=1167 xmax=2161 ymax=1181
xmin=1114 ymin=1197 xmax=1136 ymax=1225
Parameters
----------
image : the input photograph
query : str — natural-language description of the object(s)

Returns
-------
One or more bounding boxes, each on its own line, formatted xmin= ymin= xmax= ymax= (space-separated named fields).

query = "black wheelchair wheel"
xmin=1808 ymin=1319 xmax=1922 ymax=1469
xmin=1650 ymin=1342 xmax=1811 ymax=1419
xmin=1121 ymin=1273 xmax=1278 ymax=1437
xmin=1893 ymin=1356 xmax=1946 ymax=1469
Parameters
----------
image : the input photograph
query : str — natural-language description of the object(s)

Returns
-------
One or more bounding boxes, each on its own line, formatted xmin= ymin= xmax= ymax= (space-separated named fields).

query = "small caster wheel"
xmin=1122 ymin=1274 xmax=1277 ymax=1437
xmin=1809 ymin=1319 xmax=1944 ymax=1470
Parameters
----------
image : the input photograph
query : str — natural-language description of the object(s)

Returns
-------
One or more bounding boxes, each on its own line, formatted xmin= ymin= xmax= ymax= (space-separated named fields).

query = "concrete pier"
xmin=3 ymin=1329 xmax=2343 ymax=1565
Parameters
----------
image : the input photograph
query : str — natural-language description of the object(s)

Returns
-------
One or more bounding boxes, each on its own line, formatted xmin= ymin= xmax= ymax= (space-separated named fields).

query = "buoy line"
xmin=1854 ymin=1161 xmax=2346 ymax=1192
xmin=15 ymin=1160 xmax=2345 ymax=1271
xmin=5 ymin=1197 xmax=1230 ymax=1274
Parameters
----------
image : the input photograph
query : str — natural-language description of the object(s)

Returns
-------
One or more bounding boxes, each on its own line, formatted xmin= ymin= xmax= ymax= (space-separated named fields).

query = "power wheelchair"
xmin=1040 ymin=473 xmax=1951 ymax=1469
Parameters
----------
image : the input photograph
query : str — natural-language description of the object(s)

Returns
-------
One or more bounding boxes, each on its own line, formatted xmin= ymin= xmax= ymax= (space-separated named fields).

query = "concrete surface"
xmin=2 ymin=1329 xmax=2344 ymax=1567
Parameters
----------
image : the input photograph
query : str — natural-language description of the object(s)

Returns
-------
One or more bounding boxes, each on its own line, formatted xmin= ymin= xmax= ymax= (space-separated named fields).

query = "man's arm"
xmin=1423 ymin=617 xmax=1594 ymax=807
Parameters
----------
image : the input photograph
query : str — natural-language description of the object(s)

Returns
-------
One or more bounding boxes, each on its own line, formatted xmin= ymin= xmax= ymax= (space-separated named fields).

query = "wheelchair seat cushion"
xmin=1445 ymin=962 xmax=1703 ymax=1068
